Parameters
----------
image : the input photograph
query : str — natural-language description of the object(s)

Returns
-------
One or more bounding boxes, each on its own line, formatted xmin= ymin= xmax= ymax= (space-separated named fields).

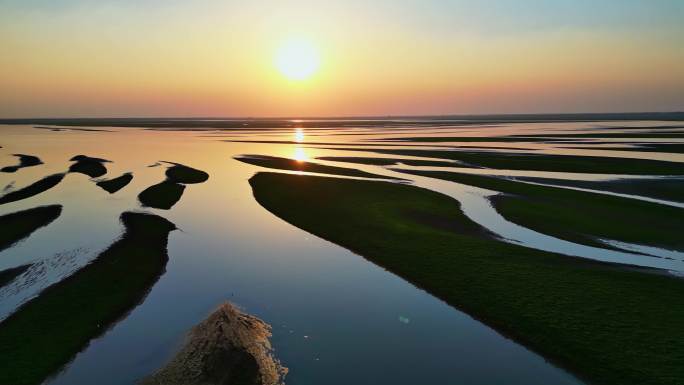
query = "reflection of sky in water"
xmin=1 ymin=120 xmax=682 ymax=385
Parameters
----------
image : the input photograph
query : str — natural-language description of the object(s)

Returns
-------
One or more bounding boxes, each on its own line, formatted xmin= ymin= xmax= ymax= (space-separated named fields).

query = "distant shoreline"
xmin=1 ymin=112 xmax=683 ymax=129
xmin=1 ymin=111 xmax=684 ymax=124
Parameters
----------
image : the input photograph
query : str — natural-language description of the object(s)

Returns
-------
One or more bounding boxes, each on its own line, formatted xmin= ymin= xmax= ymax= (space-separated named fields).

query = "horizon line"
xmin=1 ymin=111 xmax=684 ymax=122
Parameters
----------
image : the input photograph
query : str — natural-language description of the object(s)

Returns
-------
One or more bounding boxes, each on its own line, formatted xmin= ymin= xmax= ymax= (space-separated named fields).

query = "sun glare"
xmin=293 ymin=147 xmax=308 ymax=162
xmin=275 ymin=38 xmax=320 ymax=81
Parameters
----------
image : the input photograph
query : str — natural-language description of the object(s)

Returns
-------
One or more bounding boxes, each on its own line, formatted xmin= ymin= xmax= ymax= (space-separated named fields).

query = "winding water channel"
xmin=1 ymin=119 xmax=682 ymax=384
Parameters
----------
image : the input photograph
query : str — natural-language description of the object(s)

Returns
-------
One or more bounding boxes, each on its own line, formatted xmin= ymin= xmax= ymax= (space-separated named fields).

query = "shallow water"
xmin=1 ymin=119 xmax=682 ymax=384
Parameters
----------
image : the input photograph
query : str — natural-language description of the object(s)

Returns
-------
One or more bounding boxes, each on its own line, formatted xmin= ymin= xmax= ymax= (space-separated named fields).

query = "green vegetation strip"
xmin=344 ymin=148 xmax=684 ymax=175
xmin=96 ymin=172 xmax=133 ymax=194
xmin=0 ymin=205 xmax=62 ymax=251
xmin=562 ymin=143 xmax=684 ymax=154
xmin=0 ymin=173 xmax=65 ymax=205
xmin=1 ymin=154 xmax=43 ymax=173
xmin=377 ymin=136 xmax=553 ymax=142
xmin=235 ymin=154 xmax=400 ymax=180
xmin=515 ymin=132 xmax=684 ymax=139
xmin=0 ymin=212 xmax=176 ymax=385
xmin=398 ymin=169 xmax=684 ymax=250
xmin=250 ymin=172 xmax=684 ymax=385
xmin=514 ymin=175 xmax=684 ymax=204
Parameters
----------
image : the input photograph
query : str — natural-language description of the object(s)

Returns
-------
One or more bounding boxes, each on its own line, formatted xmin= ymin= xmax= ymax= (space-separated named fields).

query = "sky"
xmin=0 ymin=0 xmax=683 ymax=117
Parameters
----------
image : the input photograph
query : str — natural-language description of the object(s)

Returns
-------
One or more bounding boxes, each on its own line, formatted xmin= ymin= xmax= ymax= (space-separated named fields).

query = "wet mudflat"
xmin=0 ymin=116 xmax=682 ymax=385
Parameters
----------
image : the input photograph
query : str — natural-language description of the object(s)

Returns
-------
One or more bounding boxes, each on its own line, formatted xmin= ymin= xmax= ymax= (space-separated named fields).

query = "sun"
xmin=275 ymin=38 xmax=320 ymax=81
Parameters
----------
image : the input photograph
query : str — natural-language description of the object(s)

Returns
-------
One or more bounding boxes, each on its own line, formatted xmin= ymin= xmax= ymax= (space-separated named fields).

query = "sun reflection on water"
xmin=294 ymin=127 xmax=305 ymax=143
xmin=293 ymin=147 xmax=308 ymax=162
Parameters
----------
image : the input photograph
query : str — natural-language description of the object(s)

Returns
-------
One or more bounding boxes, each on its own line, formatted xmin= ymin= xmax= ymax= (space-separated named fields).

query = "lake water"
xmin=1 ymin=119 xmax=682 ymax=384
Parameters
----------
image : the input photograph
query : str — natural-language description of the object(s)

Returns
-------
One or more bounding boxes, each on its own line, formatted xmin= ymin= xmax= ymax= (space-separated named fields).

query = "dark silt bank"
xmin=96 ymin=172 xmax=133 ymax=194
xmin=138 ymin=162 xmax=209 ymax=210
xmin=0 ymin=205 xmax=62 ymax=251
xmin=1 ymin=154 xmax=43 ymax=173
xmin=68 ymin=155 xmax=110 ymax=178
xmin=0 ymin=174 xmax=65 ymax=205
xmin=138 ymin=181 xmax=186 ymax=210
xmin=0 ymin=212 xmax=176 ymax=385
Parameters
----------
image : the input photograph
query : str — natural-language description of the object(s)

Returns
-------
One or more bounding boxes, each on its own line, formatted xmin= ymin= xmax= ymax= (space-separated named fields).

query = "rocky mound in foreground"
xmin=141 ymin=302 xmax=287 ymax=385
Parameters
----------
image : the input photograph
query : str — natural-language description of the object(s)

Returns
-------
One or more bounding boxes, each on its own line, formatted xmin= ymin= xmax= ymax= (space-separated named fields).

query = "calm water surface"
xmin=1 ymin=120 xmax=682 ymax=384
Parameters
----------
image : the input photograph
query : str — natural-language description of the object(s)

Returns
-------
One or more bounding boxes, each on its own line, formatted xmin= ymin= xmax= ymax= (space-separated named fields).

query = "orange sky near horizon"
xmin=1 ymin=1 xmax=683 ymax=118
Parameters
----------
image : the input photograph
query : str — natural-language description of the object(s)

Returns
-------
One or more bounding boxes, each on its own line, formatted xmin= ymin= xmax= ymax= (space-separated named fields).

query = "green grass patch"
xmin=0 ymin=205 xmax=62 ymax=251
xmin=235 ymin=154 xmax=400 ymax=179
xmin=398 ymin=169 xmax=684 ymax=250
xmin=515 ymin=176 xmax=684 ymax=203
xmin=1 ymin=154 xmax=43 ymax=173
xmin=347 ymin=148 xmax=684 ymax=175
xmin=0 ymin=212 xmax=176 ymax=385
xmin=250 ymin=172 xmax=684 ymax=385
xmin=567 ymin=143 xmax=684 ymax=154
xmin=96 ymin=172 xmax=133 ymax=194
xmin=0 ymin=173 xmax=65 ymax=205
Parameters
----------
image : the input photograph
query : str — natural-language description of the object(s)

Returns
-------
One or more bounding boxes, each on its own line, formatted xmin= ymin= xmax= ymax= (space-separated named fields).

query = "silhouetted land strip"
xmin=34 ymin=126 xmax=112 ymax=132
xmin=0 ymin=205 xmax=62 ymax=252
xmin=397 ymin=170 xmax=684 ymax=251
xmin=343 ymin=148 xmax=684 ymax=175
xmin=68 ymin=155 xmax=110 ymax=178
xmin=591 ymin=124 xmax=684 ymax=130
xmin=138 ymin=162 xmax=208 ymax=209
xmin=1 ymin=154 xmax=43 ymax=173
xmin=235 ymin=154 xmax=400 ymax=180
xmin=0 ymin=174 xmax=65 ymax=205
xmin=0 ymin=265 xmax=31 ymax=289
xmin=513 ymin=176 xmax=684 ymax=204
xmin=0 ymin=212 xmax=176 ymax=385
xmin=250 ymin=172 xmax=684 ymax=385
xmin=316 ymin=156 xmax=456 ymax=167
xmin=141 ymin=302 xmax=287 ymax=385
xmin=96 ymin=172 xmax=133 ymax=194
xmin=564 ymin=143 xmax=684 ymax=154
xmin=512 ymin=132 xmax=684 ymax=139
xmin=165 ymin=163 xmax=209 ymax=184
xmin=139 ymin=181 xmax=186 ymax=210
xmin=376 ymin=136 xmax=562 ymax=143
